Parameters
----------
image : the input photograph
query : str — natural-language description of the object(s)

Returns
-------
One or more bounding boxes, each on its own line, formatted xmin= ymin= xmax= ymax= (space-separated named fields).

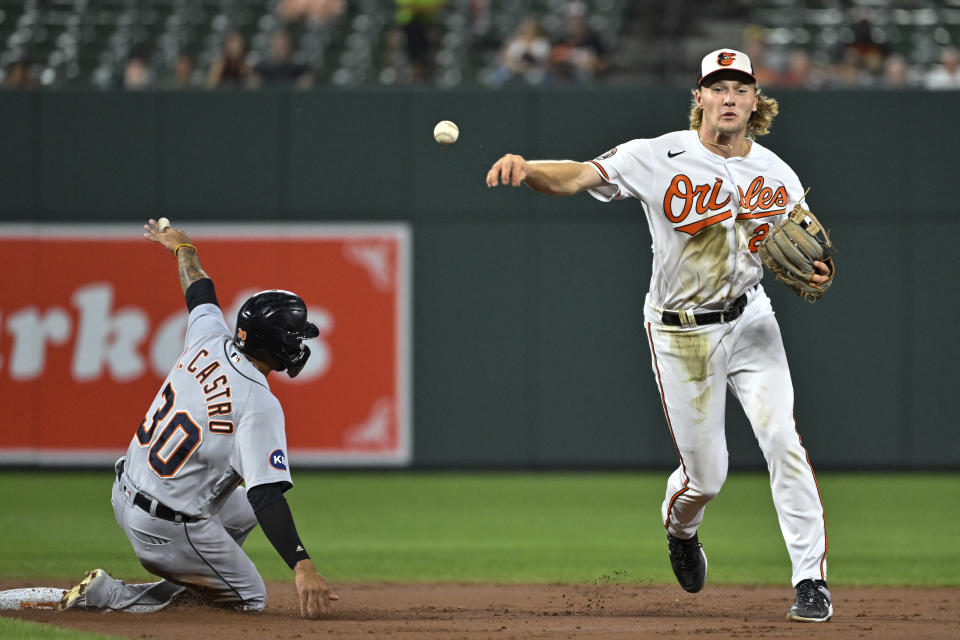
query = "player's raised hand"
xmin=486 ymin=153 xmax=530 ymax=187
xmin=143 ymin=218 xmax=193 ymax=255
xmin=294 ymin=560 xmax=339 ymax=618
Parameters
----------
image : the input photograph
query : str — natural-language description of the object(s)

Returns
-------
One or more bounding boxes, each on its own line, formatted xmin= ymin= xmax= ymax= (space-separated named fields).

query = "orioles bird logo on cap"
xmin=717 ymin=51 xmax=736 ymax=66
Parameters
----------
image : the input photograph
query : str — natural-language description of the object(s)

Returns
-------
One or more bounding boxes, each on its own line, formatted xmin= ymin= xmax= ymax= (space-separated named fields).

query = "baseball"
xmin=433 ymin=120 xmax=459 ymax=145
xmin=157 ymin=217 xmax=171 ymax=231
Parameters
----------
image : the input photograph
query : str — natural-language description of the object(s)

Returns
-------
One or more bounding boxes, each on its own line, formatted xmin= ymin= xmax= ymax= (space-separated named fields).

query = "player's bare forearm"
xmin=176 ymin=247 xmax=209 ymax=294
xmin=143 ymin=218 xmax=210 ymax=294
xmin=524 ymin=160 xmax=602 ymax=195
xmin=485 ymin=155 xmax=603 ymax=196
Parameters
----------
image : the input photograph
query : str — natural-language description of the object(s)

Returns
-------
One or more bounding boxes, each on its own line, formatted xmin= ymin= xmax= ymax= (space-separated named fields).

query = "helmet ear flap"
xmin=285 ymin=344 xmax=311 ymax=378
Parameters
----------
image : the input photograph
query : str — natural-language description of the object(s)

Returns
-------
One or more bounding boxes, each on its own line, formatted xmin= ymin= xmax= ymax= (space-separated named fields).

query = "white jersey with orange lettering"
xmin=123 ymin=302 xmax=292 ymax=519
xmin=585 ymin=128 xmax=828 ymax=593
xmin=587 ymin=129 xmax=807 ymax=313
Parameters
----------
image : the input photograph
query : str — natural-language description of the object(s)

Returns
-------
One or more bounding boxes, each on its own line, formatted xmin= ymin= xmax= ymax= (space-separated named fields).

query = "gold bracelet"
xmin=174 ymin=243 xmax=197 ymax=257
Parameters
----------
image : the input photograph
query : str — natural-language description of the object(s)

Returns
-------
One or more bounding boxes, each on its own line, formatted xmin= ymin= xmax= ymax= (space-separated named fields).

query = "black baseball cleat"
xmin=787 ymin=579 xmax=833 ymax=622
xmin=667 ymin=532 xmax=708 ymax=593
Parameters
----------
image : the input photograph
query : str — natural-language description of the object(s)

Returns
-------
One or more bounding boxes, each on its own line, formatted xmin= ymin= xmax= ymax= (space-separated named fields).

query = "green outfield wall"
xmin=2 ymin=88 xmax=958 ymax=469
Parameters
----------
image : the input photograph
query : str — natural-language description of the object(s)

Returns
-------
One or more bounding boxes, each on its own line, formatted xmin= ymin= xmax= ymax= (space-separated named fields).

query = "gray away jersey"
xmin=123 ymin=303 xmax=293 ymax=518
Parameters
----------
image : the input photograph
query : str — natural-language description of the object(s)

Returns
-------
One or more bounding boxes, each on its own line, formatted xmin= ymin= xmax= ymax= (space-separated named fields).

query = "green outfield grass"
xmin=0 ymin=618 xmax=115 ymax=639
xmin=0 ymin=472 xmax=957 ymax=587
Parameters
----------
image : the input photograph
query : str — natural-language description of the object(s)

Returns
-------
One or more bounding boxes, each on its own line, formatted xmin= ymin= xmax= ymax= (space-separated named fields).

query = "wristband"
xmin=174 ymin=243 xmax=197 ymax=257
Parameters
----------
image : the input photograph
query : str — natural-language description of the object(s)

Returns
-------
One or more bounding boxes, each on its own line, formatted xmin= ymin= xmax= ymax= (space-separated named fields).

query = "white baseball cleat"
xmin=58 ymin=569 xmax=108 ymax=611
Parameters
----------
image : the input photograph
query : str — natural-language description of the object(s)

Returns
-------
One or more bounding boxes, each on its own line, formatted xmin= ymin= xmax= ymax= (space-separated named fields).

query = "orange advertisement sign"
xmin=0 ymin=224 xmax=411 ymax=466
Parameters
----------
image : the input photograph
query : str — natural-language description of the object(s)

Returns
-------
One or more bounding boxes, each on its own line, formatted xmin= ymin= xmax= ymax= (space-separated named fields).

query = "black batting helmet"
xmin=234 ymin=290 xmax=319 ymax=378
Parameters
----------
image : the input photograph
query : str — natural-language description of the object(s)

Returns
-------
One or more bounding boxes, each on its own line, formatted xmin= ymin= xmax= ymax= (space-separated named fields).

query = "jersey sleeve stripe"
xmin=589 ymin=160 xmax=610 ymax=182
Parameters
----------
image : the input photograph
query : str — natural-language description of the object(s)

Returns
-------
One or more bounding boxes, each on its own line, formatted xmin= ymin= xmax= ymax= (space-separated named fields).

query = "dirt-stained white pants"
xmin=645 ymin=285 xmax=827 ymax=587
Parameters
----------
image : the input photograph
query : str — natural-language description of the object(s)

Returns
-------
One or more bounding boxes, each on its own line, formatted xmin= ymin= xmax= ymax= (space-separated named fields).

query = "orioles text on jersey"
xmin=663 ymin=174 xmax=788 ymax=235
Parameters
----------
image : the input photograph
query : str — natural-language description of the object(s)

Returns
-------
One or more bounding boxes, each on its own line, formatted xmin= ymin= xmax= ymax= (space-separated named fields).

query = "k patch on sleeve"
xmin=269 ymin=449 xmax=288 ymax=471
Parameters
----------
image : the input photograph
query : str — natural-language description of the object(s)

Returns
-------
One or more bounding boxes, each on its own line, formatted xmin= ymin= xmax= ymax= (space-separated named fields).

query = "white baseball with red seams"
xmin=589 ymin=128 xmax=828 ymax=588
xmin=433 ymin=120 xmax=459 ymax=145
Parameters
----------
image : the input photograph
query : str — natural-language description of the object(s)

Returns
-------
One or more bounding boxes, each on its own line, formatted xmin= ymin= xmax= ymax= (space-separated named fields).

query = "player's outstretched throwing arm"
xmin=485 ymin=154 xmax=605 ymax=196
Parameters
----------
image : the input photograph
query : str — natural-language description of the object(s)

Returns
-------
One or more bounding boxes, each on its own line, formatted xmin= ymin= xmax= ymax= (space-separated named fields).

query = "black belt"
xmin=116 ymin=460 xmax=197 ymax=524
xmin=661 ymin=288 xmax=752 ymax=327
xmin=131 ymin=492 xmax=197 ymax=523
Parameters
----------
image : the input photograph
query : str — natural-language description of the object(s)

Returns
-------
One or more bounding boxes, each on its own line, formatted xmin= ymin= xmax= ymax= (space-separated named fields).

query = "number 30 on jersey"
xmin=135 ymin=382 xmax=203 ymax=478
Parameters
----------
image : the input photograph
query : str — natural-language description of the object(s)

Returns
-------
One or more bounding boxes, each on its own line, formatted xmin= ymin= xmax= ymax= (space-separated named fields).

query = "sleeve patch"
xmin=269 ymin=449 xmax=288 ymax=470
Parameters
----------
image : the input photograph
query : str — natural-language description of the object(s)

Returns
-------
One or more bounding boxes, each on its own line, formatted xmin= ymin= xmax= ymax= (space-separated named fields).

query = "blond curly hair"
xmin=688 ymin=87 xmax=779 ymax=138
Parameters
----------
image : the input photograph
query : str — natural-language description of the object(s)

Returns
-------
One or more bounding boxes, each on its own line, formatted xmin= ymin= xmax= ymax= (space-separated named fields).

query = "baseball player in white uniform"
xmin=485 ymin=49 xmax=833 ymax=622
xmin=59 ymin=220 xmax=338 ymax=618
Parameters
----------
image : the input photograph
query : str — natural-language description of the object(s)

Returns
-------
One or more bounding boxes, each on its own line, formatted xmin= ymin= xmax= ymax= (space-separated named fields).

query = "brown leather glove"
xmin=758 ymin=203 xmax=836 ymax=302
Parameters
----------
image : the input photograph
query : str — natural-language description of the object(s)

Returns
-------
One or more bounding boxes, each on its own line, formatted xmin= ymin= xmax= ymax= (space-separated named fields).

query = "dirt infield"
xmin=3 ymin=579 xmax=959 ymax=639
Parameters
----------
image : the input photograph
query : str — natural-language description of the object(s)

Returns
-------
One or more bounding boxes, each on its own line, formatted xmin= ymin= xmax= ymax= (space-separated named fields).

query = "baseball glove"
xmin=758 ymin=202 xmax=835 ymax=302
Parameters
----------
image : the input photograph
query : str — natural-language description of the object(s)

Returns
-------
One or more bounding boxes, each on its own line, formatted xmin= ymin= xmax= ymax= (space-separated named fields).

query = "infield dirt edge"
xmin=3 ymin=579 xmax=959 ymax=639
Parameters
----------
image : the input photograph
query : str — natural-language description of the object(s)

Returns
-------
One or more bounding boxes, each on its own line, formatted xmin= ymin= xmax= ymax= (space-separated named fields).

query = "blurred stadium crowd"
xmin=1 ymin=0 xmax=958 ymax=90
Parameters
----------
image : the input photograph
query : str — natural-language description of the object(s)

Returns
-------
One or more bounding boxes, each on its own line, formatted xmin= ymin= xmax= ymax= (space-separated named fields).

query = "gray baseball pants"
xmin=79 ymin=463 xmax=266 ymax=612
